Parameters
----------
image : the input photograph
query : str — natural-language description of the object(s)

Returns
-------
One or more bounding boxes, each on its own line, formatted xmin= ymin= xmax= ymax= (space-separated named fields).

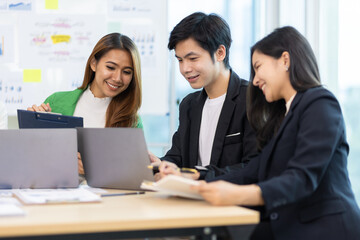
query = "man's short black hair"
xmin=168 ymin=12 xmax=232 ymax=69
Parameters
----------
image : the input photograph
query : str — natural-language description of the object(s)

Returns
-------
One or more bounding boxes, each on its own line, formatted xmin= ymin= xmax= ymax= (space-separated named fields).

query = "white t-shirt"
xmin=198 ymin=93 xmax=226 ymax=166
xmin=73 ymin=87 xmax=112 ymax=128
xmin=0 ymin=101 xmax=7 ymax=129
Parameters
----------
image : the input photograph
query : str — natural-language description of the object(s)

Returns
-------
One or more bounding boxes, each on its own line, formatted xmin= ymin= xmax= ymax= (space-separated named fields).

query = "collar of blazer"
xmin=188 ymin=69 xmax=245 ymax=167
xmin=195 ymin=69 xmax=243 ymax=104
xmin=210 ymin=70 xmax=243 ymax=166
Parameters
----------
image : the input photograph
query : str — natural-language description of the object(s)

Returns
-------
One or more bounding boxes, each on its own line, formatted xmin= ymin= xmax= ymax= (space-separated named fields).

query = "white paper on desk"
xmin=0 ymin=204 xmax=25 ymax=217
xmin=0 ymin=190 xmax=13 ymax=197
xmin=13 ymin=188 xmax=102 ymax=205
xmin=141 ymin=175 xmax=203 ymax=200
xmin=0 ymin=196 xmax=22 ymax=206
xmin=79 ymin=184 xmax=108 ymax=194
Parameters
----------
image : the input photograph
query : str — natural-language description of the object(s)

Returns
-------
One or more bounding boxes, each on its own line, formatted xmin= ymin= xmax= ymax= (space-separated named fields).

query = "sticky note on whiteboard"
xmin=23 ymin=69 xmax=41 ymax=83
xmin=51 ymin=35 xmax=71 ymax=44
xmin=45 ymin=0 xmax=59 ymax=10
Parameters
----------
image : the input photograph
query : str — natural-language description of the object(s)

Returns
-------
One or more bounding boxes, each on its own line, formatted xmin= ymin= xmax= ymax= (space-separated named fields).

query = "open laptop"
xmin=17 ymin=109 xmax=83 ymax=129
xmin=77 ymin=128 xmax=154 ymax=190
xmin=0 ymin=129 xmax=78 ymax=189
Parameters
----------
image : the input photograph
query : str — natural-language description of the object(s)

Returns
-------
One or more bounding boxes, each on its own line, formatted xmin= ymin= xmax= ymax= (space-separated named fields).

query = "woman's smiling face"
xmin=252 ymin=50 xmax=293 ymax=102
xmin=90 ymin=49 xmax=134 ymax=98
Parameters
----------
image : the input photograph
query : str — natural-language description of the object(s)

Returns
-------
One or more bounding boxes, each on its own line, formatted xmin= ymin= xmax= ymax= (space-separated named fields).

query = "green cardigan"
xmin=44 ymin=89 xmax=143 ymax=128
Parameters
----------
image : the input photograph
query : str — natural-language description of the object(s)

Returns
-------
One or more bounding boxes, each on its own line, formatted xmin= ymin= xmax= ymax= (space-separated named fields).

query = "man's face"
xmin=174 ymin=38 xmax=220 ymax=89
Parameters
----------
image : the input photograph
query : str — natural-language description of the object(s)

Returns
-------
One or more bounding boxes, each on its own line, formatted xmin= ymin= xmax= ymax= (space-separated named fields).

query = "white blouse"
xmin=73 ymin=87 xmax=112 ymax=128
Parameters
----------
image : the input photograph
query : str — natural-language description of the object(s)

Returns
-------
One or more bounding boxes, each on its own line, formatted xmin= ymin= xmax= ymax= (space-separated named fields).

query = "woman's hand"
xmin=78 ymin=152 xmax=84 ymax=175
xmin=193 ymin=181 xmax=265 ymax=206
xmin=193 ymin=180 xmax=240 ymax=206
xmin=27 ymin=103 xmax=52 ymax=112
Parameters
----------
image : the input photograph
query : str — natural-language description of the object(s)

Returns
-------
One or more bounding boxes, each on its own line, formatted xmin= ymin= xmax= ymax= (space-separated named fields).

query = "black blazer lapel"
xmin=210 ymin=71 xmax=239 ymax=166
xmin=258 ymin=92 xmax=304 ymax=180
xmin=188 ymin=90 xmax=207 ymax=167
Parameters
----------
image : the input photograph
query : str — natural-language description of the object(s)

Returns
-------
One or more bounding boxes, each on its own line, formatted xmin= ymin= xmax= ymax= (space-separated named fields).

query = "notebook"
xmin=0 ymin=129 xmax=79 ymax=189
xmin=77 ymin=128 xmax=154 ymax=190
xmin=141 ymin=175 xmax=203 ymax=200
xmin=17 ymin=109 xmax=83 ymax=129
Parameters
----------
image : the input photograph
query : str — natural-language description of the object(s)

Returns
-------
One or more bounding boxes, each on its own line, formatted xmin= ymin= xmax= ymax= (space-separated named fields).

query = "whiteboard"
xmin=0 ymin=0 xmax=168 ymax=115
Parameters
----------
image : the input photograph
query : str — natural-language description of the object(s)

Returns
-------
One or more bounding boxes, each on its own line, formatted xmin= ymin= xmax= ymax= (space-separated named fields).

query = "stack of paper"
xmin=141 ymin=175 xmax=203 ymax=200
xmin=13 ymin=188 xmax=102 ymax=205
xmin=0 ymin=196 xmax=25 ymax=217
xmin=0 ymin=204 xmax=25 ymax=217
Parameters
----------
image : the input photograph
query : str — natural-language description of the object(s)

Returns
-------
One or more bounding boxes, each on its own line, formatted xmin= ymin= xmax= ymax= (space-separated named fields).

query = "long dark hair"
xmin=79 ymin=33 xmax=142 ymax=127
xmin=247 ymin=26 xmax=321 ymax=149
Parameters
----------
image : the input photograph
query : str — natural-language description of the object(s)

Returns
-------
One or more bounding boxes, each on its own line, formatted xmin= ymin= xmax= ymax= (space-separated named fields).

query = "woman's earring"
xmin=285 ymin=66 xmax=289 ymax=72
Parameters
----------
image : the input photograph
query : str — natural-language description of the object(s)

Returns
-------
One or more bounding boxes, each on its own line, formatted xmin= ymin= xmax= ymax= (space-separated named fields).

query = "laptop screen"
xmin=77 ymin=128 xmax=154 ymax=190
xmin=0 ymin=129 xmax=78 ymax=189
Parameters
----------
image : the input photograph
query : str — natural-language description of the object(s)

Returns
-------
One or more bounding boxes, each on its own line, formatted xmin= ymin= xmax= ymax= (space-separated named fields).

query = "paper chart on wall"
xmin=0 ymin=67 xmax=84 ymax=116
xmin=108 ymin=0 xmax=155 ymax=19
xmin=121 ymin=25 xmax=157 ymax=70
xmin=0 ymin=67 xmax=49 ymax=116
xmin=8 ymin=0 xmax=34 ymax=11
xmin=18 ymin=14 xmax=106 ymax=68
xmin=108 ymin=0 xmax=169 ymax=115
xmin=120 ymin=24 xmax=169 ymax=115
xmin=0 ymin=0 xmax=6 ymax=10
xmin=0 ymin=25 xmax=15 ymax=63
xmin=0 ymin=70 xmax=25 ymax=115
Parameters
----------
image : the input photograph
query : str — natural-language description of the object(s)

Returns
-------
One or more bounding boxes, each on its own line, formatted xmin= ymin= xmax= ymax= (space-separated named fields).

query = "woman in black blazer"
xmin=194 ymin=26 xmax=360 ymax=240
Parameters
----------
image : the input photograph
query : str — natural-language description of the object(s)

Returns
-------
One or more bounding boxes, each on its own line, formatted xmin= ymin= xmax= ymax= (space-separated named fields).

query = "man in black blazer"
xmin=150 ymin=12 xmax=257 ymax=179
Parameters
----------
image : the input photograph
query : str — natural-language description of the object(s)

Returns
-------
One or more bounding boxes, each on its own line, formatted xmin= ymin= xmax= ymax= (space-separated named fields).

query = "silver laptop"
xmin=0 ymin=129 xmax=78 ymax=189
xmin=77 ymin=128 xmax=154 ymax=190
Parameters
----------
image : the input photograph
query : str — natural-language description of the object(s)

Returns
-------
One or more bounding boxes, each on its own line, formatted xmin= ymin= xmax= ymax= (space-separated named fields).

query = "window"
xmin=338 ymin=0 xmax=360 ymax=204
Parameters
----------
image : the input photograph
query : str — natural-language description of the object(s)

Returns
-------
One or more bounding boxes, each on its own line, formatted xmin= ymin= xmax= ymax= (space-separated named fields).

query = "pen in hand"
xmin=101 ymin=191 xmax=145 ymax=197
xmin=147 ymin=165 xmax=198 ymax=174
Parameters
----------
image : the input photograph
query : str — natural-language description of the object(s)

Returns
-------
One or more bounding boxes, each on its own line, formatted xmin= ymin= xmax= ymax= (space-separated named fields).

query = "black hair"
xmin=247 ymin=26 xmax=321 ymax=149
xmin=168 ymin=12 xmax=232 ymax=69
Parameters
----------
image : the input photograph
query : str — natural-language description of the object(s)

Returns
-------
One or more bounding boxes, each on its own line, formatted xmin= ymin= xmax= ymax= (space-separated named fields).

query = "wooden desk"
xmin=0 ymin=191 xmax=259 ymax=240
